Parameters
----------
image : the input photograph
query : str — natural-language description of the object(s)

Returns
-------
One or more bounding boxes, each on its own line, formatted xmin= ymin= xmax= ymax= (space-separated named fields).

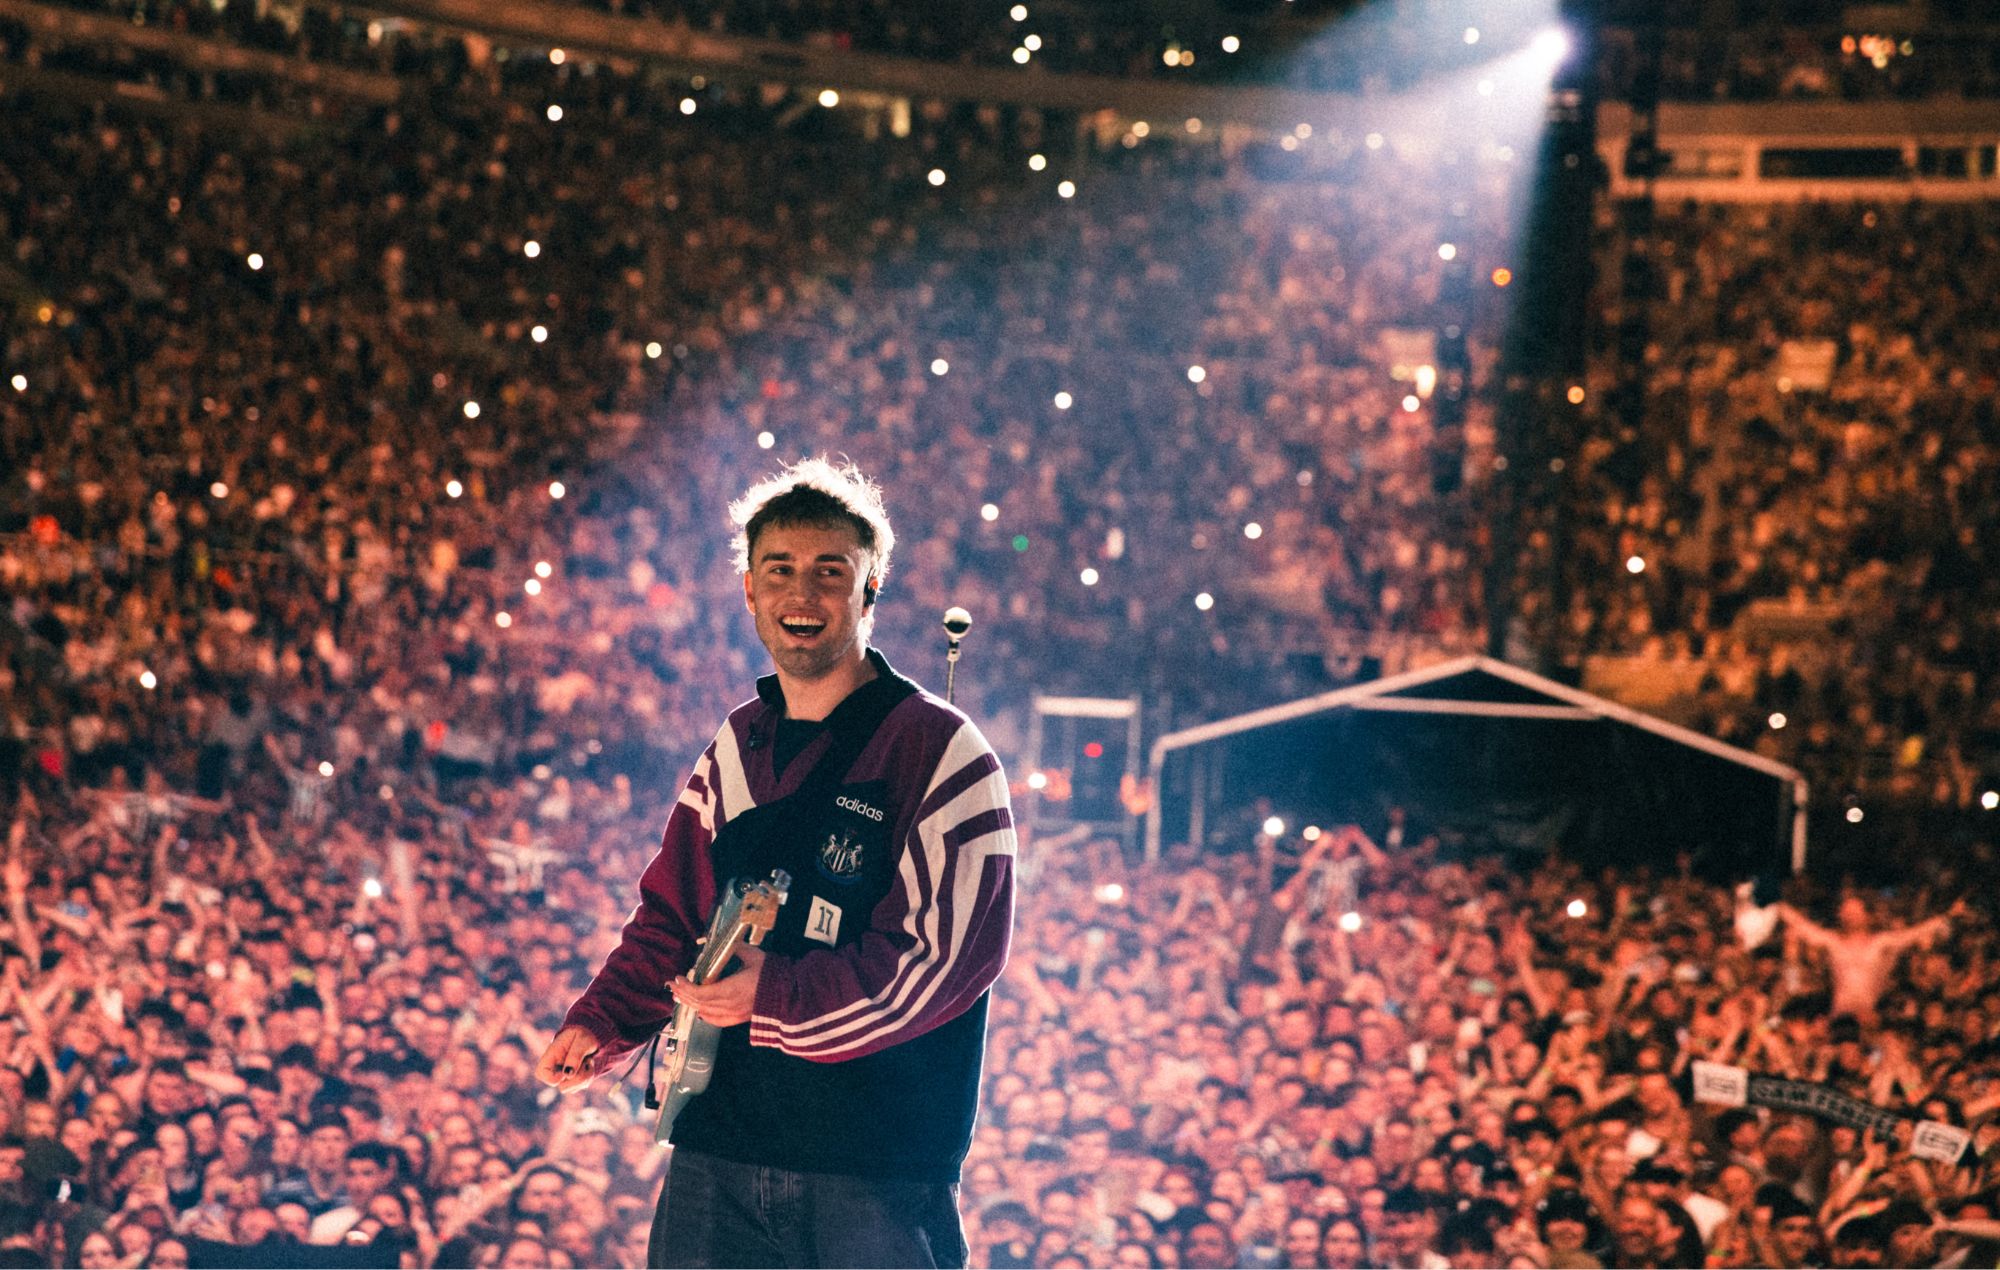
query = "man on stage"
xmin=536 ymin=457 xmax=1016 ymax=1268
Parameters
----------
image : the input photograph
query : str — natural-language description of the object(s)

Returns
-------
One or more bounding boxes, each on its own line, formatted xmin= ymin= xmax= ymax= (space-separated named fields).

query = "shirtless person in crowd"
xmin=1776 ymin=895 xmax=1964 ymax=1022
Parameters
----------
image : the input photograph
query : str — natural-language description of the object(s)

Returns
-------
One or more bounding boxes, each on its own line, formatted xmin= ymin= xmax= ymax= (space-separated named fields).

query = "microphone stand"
xmin=941 ymin=607 xmax=972 ymax=704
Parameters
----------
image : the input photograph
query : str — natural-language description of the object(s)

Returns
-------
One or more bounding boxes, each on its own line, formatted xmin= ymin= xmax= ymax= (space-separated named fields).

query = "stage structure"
xmin=1144 ymin=657 xmax=1807 ymax=879
xmin=1027 ymin=695 xmax=1142 ymax=851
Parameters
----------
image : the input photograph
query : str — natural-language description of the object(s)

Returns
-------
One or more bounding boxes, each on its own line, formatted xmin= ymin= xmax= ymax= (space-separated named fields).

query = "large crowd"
xmin=3 ymin=6 xmax=1999 ymax=1268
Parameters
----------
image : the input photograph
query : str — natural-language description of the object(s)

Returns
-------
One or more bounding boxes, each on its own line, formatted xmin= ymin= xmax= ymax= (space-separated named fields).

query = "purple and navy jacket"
xmin=563 ymin=649 xmax=1016 ymax=1180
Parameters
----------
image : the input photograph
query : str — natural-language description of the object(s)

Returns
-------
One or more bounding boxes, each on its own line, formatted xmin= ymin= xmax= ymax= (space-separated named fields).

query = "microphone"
xmin=941 ymin=607 xmax=972 ymax=703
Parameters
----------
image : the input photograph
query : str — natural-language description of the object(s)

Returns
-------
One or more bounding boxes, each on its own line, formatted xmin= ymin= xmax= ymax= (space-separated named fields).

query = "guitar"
xmin=652 ymin=869 xmax=791 ymax=1141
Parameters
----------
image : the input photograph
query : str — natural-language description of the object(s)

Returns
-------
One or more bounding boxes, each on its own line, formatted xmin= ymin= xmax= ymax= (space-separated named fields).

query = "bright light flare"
xmin=1028 ymin=153 xmax=1047 ymax=172
xmin=1027 ymin=771 xmax=1049 ymax=791
xmin=1339 ymin=911 xmax=1364 ymax=933
xmin=549 ymin=47 xmax=565 ymax=64
xmin=679 ymin=97 xmax=697 ymax=115
xmin=931 ymin=358 xmax=949 ymax=376
xmin=1567 ymin=898 xmax=1588 ymax=918
xmin=1094 ymin=882 xmax=1125 ymax=904
xmin=535 ymin=560 xmax=553 ymax=578
xmin=546 ymin=105 xmax=563 ymax=122
xmin=1262 ymin=816 xmax=1286 ymax=836
xmin=1532 ymin=27 xmax=1573 ymax=65
xmin=927 ymin=168 xmax=947 ymax=187
xmin=980 ymin=503 xmax=999 ymax=521
xmin=1769 ymin=712 xmax=1787 ymax=730
xmin=446 ymin=479 xmax=464 ymax=498
xmin=1626 ymin=556 xmax=1646 ymax=574
xmin=1057 ymin=180 xmax=1076 ymax=199
xmin=1438 ymin=243 xmax=1457 ymax=261
xmin=1009 ymin=3 xmax=1026 ymax=18
xmin=1194 ymin=592 xmax=1214 ymax=611
xmin=818 ymin=89 xmax=839 ymax=107
xmin=646 ymin=341 xmax=663 ymax=359
xmin=1079 ymin=568 xmax=1099 ymax=586
xmin=1981 ymin=790 xmax=1998 ymax=811
xmin=524 ymin=578 xmax=542 ymax=596
xmin=138 ymin=669 xmax=158 ymax=690
xmin=1221 ymin=35 xmax=1240 ymax=53
xmin=210 ymin=481 xmax=229 ymax=498
xmin=1186 ymin=365 xmax=1206 ymax=384
xmin=463 ymin=401 xmax=481 ymax=419
xmin=1024 ymin=34 xmax=1042 ymax=51
xmin=318 ymin=761 xmax=335 ymax=777
xmin=362 ymin=877 xmax=384 ymax=898
xmin=1243 ymin=522 xmax=1263 ymax=540
xmin=1846 ymin=806 xmax=1865 ymax=824
xmin=1053 ymin=391 xmax=1073 ymax=409
xmin=246 ymin=253 xmax=264 ymax=271
xmin=548 ymin=481 xmax=566 ymax=499
xmin=530 ymin=324 xmax=548 ymax=343
xmin=495 ymin=611 xmax=513 ymax=628
xmin=8 ymin=375 xmax=23 ymax=392
xmin=524 ymin=240 xmax=541 ymax=258
xmin=757 ymin=430 xmax=775 ymax=449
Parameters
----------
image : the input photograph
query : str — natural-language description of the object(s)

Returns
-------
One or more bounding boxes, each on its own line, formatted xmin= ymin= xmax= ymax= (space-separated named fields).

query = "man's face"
xmin=344 ymin=1157 xmax=391 ymax=1205
xmin=519 ymin=1170 xmax=568 ymax=1214
xmin=743 ymin=522 xmax=873 ymax=684
xmin=1774 ymin=1215 xmax=1818 ymax=1265
xmin=1616 ymin=1198 xmax=1659 ymax=1259
xmin=1184 ymin=1223 xmax=1234 ymax=1270
xmin=1384 ymin=1208 xmax=1428 ymax=1256
xmin=308 ymin=1125 xmax=350 ymax=1172
xmin=1282 ymin=1218 xmax=1322 ymax=1267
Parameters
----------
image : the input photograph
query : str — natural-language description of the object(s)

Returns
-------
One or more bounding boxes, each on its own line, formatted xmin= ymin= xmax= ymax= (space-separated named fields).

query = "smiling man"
xmin=537 ymin=457 xmax=1016 ymax=1268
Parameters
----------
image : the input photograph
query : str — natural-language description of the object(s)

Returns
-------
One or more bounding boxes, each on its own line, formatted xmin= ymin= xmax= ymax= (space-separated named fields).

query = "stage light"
xmin=9 ymin=374 xmax=24 ymax=392
xmin=1185 ymin=118 xmax=1202 ymax=134
xmin=210 ymin=482 xmax=229 ymax=498
xmin=1080 ymin=568 xmax=1099 ymax=586
xmin=757 ymin=431 xmax=775 ymax=449
xmin=1222 ymin=35 xmax=1240 ymax=53
xmin=1491 ymin=268 xmax=1512 ymax=287
xmin=1053 ymin=391 xmax=1073 ymax=409
xmin=1163 ymin=48 xmax=1180 ymax=67
xmin=1532 ymin=27 xmax=1572 ymax=65
xmin=1057 ymin=180 xmax=1076 ymax=199
xmin=680 ymin=97 xmax=697 ymax=115
xmin=1438 ymin=243 xmax=1457 ymax=261
xmin=1010 ymin=3 xmax=1026 ymax=18
xmin=980 ymin=503 xmax=999 ymax=522
xmin=446 ymin=479 xmax=463 ymax=498
xmin=495 ymin=611 xmax=513 ymax=628
xmin=1403 ymin=395 xmax=1421 ymax=412
xmin=549 ymin=47 xmax=565 ymax=64
xmin=1024 ymin=34 xmax=1041 ymax=50
xmin=1302 ymin=826 xmax=1321 ymax=841
xmin=1982 ymin=790 xmax=1998 ymax=810
xmin=1244 ymin=523 xmax=1263 ymax=540
xmin=463 ymin=401 xmax=480 ymax=419
xmin=1568 ymin=385 xmax=1587 ymax=404
xmin=818 ymin=89 xmax=839 ymax=107
xmin=525 ymin=579 xmax=542 ymax=596
xmin=1094 ymin=882 xmax=1125 ymax=903
xmin=931 ymin=358 xmax=949 ymax=375
xmin=138 ymin=669 xmax=157 ymax=690
xmin=246 ymin=253 xmax=264 ymax=270
xmin=1013 ymin=47 xmax=1030 ymax=64
xmin=1186 ymin=365 xmax=1206 ymax=383
xmin=1464 ymin=26 xmax=1480 ymax=44
xmin=1846 ymin=806 xmax=1864 ymax=823
xmin=645 ymin=341 xmax=663 ymax=359
xmin=928 ymin=169 xmax=948 ymax=187
xmin=1263 ymin=816 xmax=1285 ymax=836
xmin=1029 ymin=153 xmax=1047 ymax=171
xmin=546 ymin=105 xmax=563 ymax=122
xmin=1132 ymin=121 xmax=1149 ymax=138
xmin=1294 ymin=123 xmax=1313 ymax=140
xmin=1339 ymin=912 xmax=1363 ymax=933
xmin=548 ymin=481 xmax=566 ymax=499
xmin=1027 ymin=771 xmax=1049 ymax=790
xmin=363 ymin=878 xmax=384 ymax=898
xmin=535 ymin=561 xmax=553 ymax=578
xmin=1567 ymin=898 xmax=1588 ymax=918
xmin=1281 ymin=137 xmax=1299 ymax=152
xmin=1769 ymin=712 xmax=1787 ymax=730
xmin=531 ymin=324 xmax=548 ymax=343
xmin=1625 ymin=556 xmax=1646 ymax=575
xmin=524 ymin=240 xmax=541 ymax=258
xmin=318 ymin=761 xmax=335 ymax=777
xmin=1194 ymin=592 xmax=1214 ymax=611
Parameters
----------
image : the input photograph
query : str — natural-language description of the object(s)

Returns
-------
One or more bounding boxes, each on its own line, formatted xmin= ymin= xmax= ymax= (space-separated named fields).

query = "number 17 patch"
xmin=806 ymin=895 xmax=842 ymax=946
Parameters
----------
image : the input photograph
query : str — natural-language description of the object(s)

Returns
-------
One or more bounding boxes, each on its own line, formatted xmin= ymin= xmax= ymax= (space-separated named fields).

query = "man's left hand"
xmin=671 ymin=945 xmax=767 ymax=1027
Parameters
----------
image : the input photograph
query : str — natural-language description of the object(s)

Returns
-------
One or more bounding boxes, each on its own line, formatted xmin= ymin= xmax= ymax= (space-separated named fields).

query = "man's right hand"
xmin=535 ymin=1026 xmax=602 ymax=1092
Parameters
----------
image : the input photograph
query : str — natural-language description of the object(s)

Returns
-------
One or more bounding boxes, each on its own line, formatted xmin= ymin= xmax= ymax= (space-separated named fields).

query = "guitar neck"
xmin=687 ymin=924 xmax=746 ymax=987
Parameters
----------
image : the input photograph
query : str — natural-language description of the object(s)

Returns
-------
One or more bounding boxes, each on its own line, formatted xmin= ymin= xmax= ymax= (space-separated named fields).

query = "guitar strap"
xmin=639 ymin=654 xmax=918 ymax=1107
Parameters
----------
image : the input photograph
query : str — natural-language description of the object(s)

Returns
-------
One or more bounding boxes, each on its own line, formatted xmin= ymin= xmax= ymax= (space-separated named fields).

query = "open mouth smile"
xmin=778 ymin=615 xmax=828 ymax=639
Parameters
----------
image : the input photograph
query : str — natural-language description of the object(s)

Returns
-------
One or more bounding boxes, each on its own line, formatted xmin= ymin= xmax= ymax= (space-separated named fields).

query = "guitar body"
xmin=653 ymin=871 xmax=789 ymax=1142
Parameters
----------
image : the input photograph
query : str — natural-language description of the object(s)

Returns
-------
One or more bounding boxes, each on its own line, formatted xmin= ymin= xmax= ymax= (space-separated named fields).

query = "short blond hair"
xmin=729 ymin=456 xmax=895 ymax=594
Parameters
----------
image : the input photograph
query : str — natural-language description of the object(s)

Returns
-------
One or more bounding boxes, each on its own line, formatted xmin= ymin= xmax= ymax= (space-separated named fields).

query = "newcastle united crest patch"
xmin=818 ymin=830 xmax=865 ymax=884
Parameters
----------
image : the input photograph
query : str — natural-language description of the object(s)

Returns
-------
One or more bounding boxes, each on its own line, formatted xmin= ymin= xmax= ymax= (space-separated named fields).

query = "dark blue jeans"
xmin=649 ymin=1147 xmax=966 ymax=1269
